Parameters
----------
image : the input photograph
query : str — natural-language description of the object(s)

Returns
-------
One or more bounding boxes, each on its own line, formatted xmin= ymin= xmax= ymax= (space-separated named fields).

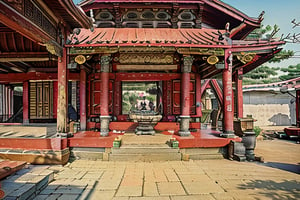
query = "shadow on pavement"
xmin=238 ymin=179 xmax=300 ymax=200
xmin=260 ymin=162 xmax=300 ymax=174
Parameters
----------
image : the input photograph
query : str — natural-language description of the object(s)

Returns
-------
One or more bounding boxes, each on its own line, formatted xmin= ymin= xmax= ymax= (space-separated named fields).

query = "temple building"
xmin=0 ymin=0 xmax=284 ymax=164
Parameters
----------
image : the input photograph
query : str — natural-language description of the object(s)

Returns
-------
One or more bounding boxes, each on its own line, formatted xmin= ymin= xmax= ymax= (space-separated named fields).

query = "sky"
xmin=221 ymin=0 xmax=300 ymax=68
xmin=73 ymin=0 xmax=300 ymax=67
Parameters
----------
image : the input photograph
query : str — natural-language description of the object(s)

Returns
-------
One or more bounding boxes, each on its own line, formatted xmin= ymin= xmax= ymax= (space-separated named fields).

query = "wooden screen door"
xmin=30 ymin=81 xmax=53 ymax=119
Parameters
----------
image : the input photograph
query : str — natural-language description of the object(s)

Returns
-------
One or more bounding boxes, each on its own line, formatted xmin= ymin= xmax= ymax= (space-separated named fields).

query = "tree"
xmin=279 ymin=64 xmax=300 ymax=80
xmin=243 ymin=22 xmax=298 ymax=85
xmin=269 ymin=50 xmax=294 ymax=63
xmin=243 ymin=66 xmax=280 ymax=84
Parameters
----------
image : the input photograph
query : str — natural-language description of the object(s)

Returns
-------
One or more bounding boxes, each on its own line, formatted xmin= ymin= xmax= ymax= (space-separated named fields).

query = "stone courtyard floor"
xmin=1 ymin=138 xmax=299 ymax=200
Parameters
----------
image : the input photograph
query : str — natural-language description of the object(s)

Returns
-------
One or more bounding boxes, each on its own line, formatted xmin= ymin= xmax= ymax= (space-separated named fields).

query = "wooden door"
xmin=29 ymin=81 xmax=53 ymax=119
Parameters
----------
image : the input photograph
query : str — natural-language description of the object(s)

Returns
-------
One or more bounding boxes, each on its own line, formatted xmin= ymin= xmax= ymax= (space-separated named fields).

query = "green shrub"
xmin=253 ymin=126 xmax=262 ymax=137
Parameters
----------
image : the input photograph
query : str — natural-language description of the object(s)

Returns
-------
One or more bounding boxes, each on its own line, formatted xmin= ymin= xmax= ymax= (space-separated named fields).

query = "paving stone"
xmin=182 ymin=181 xmax=224 ymax=195
xmin=157 ymin=182 xmax=186 ymax=196
xmin=33 ymin=194 xmax=50 ymax=200
xmin=112 ymin=197 xmax=129 ymax=200
xmin=96 ymin=178 xmax=122 ymax=190
xmin=82 ymin=171 xmax=103 ymax=179
xmin=130 ymin=197 xmax=170 ymax=200
xmin=57 ymin=194 xmax=80 ymax=200
xmin=153 ymin=169 xmax=168 ymax=182
xmin=120 ymin=175 xmax=143 ymax=187
xmin=1 ymin=181 xmax=22 ymax=195
xmin=53 ymin=185 xmax=86 ymax=194
xmin=177 ymin=174 xmax=211 ymax=183
xmin=163 ymin=169 xmax=179 ymax=182
xmin=116 ymin=185 xmax=143 ymax=197
xmin=211 ymin=192 xmax=235 ymax=200
xmin=85 ymin=190 xmax=116 ymax=200
xmin=170 ymin=194 xmax=215 ymax=200
xmin=143 ymin=181 xmax=159 ymax=196
xmin=6 ymin=183 xmax=36 ymax=200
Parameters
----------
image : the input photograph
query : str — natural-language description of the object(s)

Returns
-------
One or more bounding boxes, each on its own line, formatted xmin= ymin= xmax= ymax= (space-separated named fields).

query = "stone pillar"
xmin=179 ymin=56 xmax=193 ymax=137
xmin=100 ymin=55 xmax=111 ymax=137
xmin=236 ymin=68 xmax=243 ymax=118
xmin=80 ymin=67 xmax=87 ymax=130
xmin=23 ymin=81 xmax=29 ymax=124
xmin=221 ymin=50 xmax=235 ymax=138
xmin=57 ymin=48 xmax=68 ymax=133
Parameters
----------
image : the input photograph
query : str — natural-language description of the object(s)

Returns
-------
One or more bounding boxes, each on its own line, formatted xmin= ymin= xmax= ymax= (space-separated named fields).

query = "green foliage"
xmin=243 ymin=24 xmax=296 ymax=85
xmin=253 ymin=126 xmax=262 ymax=137
xmin=244 ymin=65 xmax=278 ymax=79
xmin=147 ymin=96 xmax=154 ymax=102
xmin=279 ymin=64 xmax=300 ymax=80
xmin=247 ymin=24 xmax=279 ymax=40
xmin=270 ymin=50 xmax=294 ymax=63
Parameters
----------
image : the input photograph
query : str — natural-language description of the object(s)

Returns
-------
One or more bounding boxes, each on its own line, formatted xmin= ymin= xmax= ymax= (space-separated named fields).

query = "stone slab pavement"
xmin=1 ymin=138 xmax=299 ymax=200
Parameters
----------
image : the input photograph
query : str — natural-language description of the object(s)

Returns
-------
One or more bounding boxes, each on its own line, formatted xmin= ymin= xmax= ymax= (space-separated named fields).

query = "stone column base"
xmin=23 ymin=119 xmax=29 ymax=125
xmin=220 ymin=130 xmax=235 ymax=138
xmin=100 ymin=116 xmax=110 ymax=137
xmin=178 ymin=116 xmax=191 ymax=137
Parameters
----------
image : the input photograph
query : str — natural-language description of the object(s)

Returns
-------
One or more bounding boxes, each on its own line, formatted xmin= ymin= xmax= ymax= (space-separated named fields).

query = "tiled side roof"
xmin=67 ymin=28 xmax=229 ymax=47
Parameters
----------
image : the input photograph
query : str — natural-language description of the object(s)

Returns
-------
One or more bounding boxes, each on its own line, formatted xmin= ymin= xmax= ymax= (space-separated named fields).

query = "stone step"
xmin=70 ymin=147 xmax=105 ymax=160
xmin=112 ymin=145 xmax=179 ymax=154
xmin=1 ymin=165 xmax=54 ymax=200
xmin=109 ymin=152 xmax=182 ymax=161
xmin=180 ymin=147 xmax=227 ymax=160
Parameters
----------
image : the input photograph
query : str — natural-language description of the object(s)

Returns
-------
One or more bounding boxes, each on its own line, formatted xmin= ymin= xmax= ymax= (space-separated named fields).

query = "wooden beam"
xmin=0 ymin=1 xmax=54 ymax=44
xmin=0 ymin=72 xmax=80 ymax=83
xmin=115 ymin=72 xmax=180 ymax=81
xmin=0 ymin=58 xmax=52 ymax=62
xmin=0 ymin=1 xmax=63 ymax=56
xmin=6 ymin=62 xmax=26 ymax=73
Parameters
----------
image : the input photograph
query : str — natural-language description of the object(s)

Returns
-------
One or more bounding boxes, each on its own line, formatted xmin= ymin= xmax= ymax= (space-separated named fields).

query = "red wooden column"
xmin=8 ymin=87 xmax=12 ymax=118
xmin=195 ymin=73 xmax=202 ymax=118
xmin=57 ymin=47 xmax=68 ymax=133
xmin=100 ymin=55 xmax=111 ymax=136
xmin=178 ymin=55 xmax=193 ymax=137
xmin=23 ymin=81 xmax=29 ymax=124
xmin=80 ymin=67 xmax=87 ymax=130
xmin=235 ymin=68 xmax=243 ymax=118
xmin=113 ymin=80 xmax=121 ymax=117
xmin=221 ymin=50 xmax=235 ymax=138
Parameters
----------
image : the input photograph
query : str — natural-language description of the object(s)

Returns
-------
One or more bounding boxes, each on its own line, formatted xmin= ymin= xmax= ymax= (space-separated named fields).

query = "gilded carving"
xmin=177 ymin=48 xmax=224 ymax=56
xmin=236 ymin=52 xmax=256 ymax=64
xmin=45 ymin=42 xmax=62 ymax=57
xmin=74 ymin=55 xmax=86 ymax=64
xmin=119 ymin=46 xmax=175 ymax=53
xmin=69 ymin=47 xmax=118 ymax=55
xmin=119 ymin=54 xmax=174 ymax=64
xmin=207 ymin=55 xmax=219 ymax=65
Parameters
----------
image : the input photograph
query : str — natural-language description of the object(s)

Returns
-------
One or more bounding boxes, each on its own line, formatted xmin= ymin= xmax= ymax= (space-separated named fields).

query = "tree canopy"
xmin=279 ymin=64 xmax=300 ymax=80
xmin=243 ymin=23 xmax=299 ymax=85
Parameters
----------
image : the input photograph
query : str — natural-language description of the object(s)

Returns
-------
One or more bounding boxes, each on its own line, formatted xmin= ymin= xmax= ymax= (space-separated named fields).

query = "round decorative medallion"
xmin=75 ymin=55 xmax=86 ymax=64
